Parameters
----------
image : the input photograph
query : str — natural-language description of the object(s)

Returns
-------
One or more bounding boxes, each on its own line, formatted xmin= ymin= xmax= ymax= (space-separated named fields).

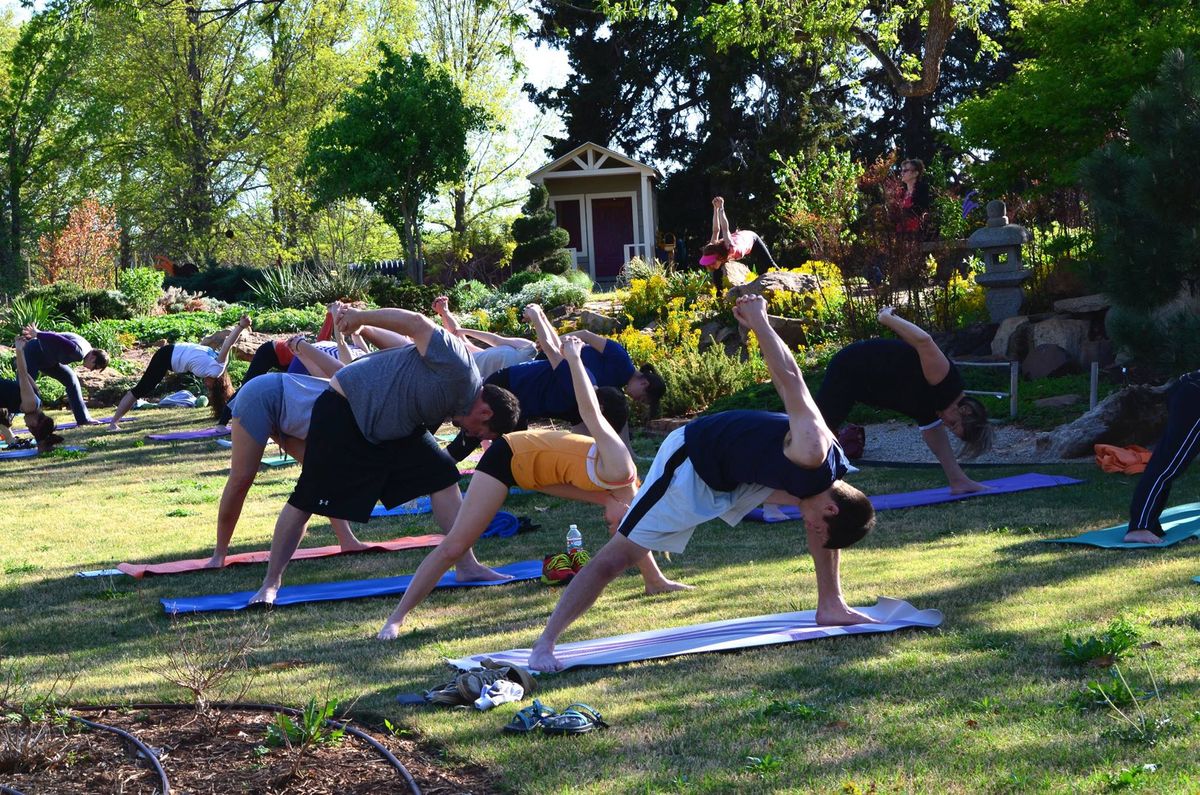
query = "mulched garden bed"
xmin=2 ymin=705 xmax=498 ymax=794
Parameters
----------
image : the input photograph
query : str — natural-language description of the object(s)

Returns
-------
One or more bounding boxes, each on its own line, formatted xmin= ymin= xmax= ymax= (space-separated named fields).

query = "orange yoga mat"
xmin=116 ymin=534 xmax=445 ymax=578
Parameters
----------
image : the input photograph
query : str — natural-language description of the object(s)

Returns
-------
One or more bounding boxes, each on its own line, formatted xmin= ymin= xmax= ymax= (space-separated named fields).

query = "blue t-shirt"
xmin=500 ymin=359 xmax=595 ymax=421
xmin=684 ymin=410 xmax=848 ymax=496
xmin=581 ymin=341 xmax=635 ymax=390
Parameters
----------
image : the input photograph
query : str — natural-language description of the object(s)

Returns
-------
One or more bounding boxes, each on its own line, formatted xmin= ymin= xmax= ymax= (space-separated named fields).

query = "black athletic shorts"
xmin=288 ymin=390 xmax=460 ymax=522
xmin=474 ymin=437 xmax=517 ymax=487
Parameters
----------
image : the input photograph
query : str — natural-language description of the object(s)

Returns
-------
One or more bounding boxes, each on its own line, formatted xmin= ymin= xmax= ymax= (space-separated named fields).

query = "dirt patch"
xmin=2 ymin=707 xmax=499 ymax=794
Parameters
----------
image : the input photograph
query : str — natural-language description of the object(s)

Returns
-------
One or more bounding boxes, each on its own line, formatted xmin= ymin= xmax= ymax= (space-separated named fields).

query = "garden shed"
xmin=528 ymin=142 xmax=661 ymax=283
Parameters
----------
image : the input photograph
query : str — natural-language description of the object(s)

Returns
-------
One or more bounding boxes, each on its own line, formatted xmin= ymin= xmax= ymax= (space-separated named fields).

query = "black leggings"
xmin=1128 ymin=370 xmax=1200 ymax=536
xmin=219 ymin=342 xmax=284 ymax=424
xmin=130 ymin=345 xmax=175 ymax=399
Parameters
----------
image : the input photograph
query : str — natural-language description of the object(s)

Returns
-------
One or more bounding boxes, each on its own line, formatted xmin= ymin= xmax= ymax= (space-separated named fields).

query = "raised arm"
xmin=355 ymin=325 xmax=413 ymax=350
xmin=334 ymin=325 xmax=356 ymax=365
xmin=336 ymin=307 xmax=434 ymax=354
xmin=709 ymin=197 xmax=721 ymax=244
xmin=561 ymin=337 xmax=611 ymax=438
xmin=13 ymin=336 xmax=41 ymax=414
xmin=714 ymin=197 xmax=735 ymax=248
xmin=562 ymin=329 xmax=607 ymax=353
xmin=877 ymin=306 xmax=950 ymax=385
xmin=288 ymin=335 xmax=344 ymax=378
xmin=523 ymin=303 xmax=563 ymax=367
xmin=215 ymin=315 xmax=252 ymax=366
xmin=733 ymin=294 xmax=831 ymax=467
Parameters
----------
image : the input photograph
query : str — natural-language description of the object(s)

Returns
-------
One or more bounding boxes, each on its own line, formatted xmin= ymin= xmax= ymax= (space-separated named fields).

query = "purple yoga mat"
xmin=15 ymin=415 xmax=135 ymax=434
xmin=746 ymin=473 xmax=1084 ymax=522
xmin=146 ymin=426 xmax=231 ymax=441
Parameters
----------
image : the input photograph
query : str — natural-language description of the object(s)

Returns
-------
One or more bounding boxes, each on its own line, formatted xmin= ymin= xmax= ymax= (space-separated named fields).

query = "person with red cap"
xmin=698 ymin=196 xmax=778 ymax=291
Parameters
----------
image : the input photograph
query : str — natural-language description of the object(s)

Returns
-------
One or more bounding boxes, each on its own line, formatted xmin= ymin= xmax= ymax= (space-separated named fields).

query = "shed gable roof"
xmin=529 ymin=141 xmax=661 ymax=182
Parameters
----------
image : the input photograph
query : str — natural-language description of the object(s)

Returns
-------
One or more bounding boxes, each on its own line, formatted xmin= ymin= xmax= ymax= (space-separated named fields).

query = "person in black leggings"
xmin=1125 ymin=370 xmax=1200 ymax=544
xmin=0 ymin=334 xmax=65 ymax=453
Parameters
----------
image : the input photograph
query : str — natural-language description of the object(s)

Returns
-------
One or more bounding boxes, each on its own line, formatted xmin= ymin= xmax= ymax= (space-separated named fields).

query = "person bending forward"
xmin=527 ymin=294 xmax=877 ymax=673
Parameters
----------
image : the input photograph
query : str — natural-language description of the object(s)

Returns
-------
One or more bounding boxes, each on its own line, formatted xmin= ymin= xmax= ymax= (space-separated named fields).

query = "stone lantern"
xmin=967 ymin=200 xmax=1032 ymax=322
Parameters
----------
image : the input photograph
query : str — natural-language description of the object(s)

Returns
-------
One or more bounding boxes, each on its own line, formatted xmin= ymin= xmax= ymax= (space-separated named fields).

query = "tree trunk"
xmin=183 ymin=3 xmax=215 ymax=261
xmin=8 ymin=135 xmax=24 ymax=288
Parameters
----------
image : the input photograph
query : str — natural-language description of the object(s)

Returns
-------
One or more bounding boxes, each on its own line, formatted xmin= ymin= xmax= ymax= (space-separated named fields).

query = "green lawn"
xmin=3 ymin=408 xmax=1200 ymax=793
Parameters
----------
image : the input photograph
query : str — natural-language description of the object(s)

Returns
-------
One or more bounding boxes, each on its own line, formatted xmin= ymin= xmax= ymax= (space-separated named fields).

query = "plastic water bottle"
xmin=566 ymin=524 xmax=582 ymax=554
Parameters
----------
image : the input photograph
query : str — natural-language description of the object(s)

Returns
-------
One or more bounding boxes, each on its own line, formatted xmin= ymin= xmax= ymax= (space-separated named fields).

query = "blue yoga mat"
xmin=0 ymin=445 xmax=85 ymax=460
xmin=1046 ymin=502 xmax=1200 ymax=549
xmin=371 ymin=492 xmax=532 ymax=517
xmin=745 ymin=473 xmax=1084 ymax=522
xmin=161 ymin=559 xmax=543 ymax=614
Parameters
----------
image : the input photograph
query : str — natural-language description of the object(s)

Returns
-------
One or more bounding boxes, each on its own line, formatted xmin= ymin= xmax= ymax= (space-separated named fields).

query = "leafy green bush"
xmin=448 ymin=279 xmax=490 ymax=311
xmin=118 ymin=267 xmax=164 ymax=315
xmin=656 ymin=344 xmax=769 ymax=417
xmin=250 ymin=306 xmax=327 ymax=334
xmin=618 ymin=256 xmax=667 ymax=287
xmin=366 ymin=276 xmax=440 ymax=311
xmin=1061 ymin=618 xmax=1142 ymax=666
xmin=1 ymin=296 xmax=64 ymax=340
xmin=500 ymin=269 xmax=554 ymax=294
xmin=95 ymin=312 xmax=229 ymax=344
xmin=560 ymin=268 xmax=593 ymax=291
xmin=78 ymin=320 xmax=125 ymax=356
xmin=485 ymin=274 xmax=588 ymax=316
xmin=251 ymin=264 xmax=372 ymax=308
xmin=18 ymin=283 xmax=130 ymax=324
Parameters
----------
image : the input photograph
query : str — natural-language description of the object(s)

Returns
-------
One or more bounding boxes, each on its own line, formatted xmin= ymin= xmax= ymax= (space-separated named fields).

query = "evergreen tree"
xmin=510 ymin=185 xmax=572 ymax=274
xmin=1081 ymin=49 xmax=1200 ymax=373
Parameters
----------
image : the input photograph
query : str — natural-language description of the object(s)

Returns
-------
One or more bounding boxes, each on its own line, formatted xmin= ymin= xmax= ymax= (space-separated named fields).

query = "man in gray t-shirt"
xmin=248 ymin=305 xmax=521 ymax=607
xmin=333 ymin=327 xmax=481 ymax=444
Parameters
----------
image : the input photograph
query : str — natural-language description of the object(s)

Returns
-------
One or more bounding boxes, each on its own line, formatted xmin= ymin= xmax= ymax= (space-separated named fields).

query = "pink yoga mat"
xmin=117 ymin=534 xmax=445 ymax=578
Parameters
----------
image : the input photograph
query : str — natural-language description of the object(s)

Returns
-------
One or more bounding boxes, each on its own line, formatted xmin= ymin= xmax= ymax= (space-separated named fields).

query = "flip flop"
xmin=501 ymin=700 xmax=556 ymax=734
xmin=540 ymin=703 xmax=608 ymax=736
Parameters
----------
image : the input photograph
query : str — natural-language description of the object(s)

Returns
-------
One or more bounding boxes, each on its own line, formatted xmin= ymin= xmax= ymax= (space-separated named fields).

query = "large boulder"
xmin=1022 ymin=344 xmax=1075 ymax=379
xmin=1030 ymin=317 xmax=1090 ymax=361
xmin=1038 ymin=383 xmax=1171 ymax=458
xmin=576 ymin=310 xmax=620 ymax=334
xmin=725 ymin=270 xmax=820 ymax=301
xmin=991 ymin=315 xmax=1031 ymax=359
xmin=1052 ymin=294 xmax=1111 ymax=314
xmin=766 ymin=314 xmax=807 ymax=350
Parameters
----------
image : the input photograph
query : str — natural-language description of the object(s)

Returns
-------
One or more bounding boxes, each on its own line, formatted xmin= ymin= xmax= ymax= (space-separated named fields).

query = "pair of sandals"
xmin=502 ymin=700 xmax=608 ymax=736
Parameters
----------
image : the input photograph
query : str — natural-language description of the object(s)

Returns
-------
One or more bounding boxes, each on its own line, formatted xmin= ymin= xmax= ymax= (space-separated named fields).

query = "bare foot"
xmin=644 ymin=579 xmax=694 ymax=596
xmin=948 ymin=479 xmax=990 ymax=495
xmin=454 ymin=562 xmax=514 ymax=582
xmin=377 ymin=622 xmax=403 ymax=640
xmin=203 ymin=554 xmax=226 ymax=569
xmin=248 ymin=585 xmax=278 ymax=606
xmin=106 ymin=423 xmax=122 ymax=432
xmin=338 ymin=539 xmax=372 ymax=553
xmin=1123 ymin=530 xmax=1164 ymax=544
xmin=815 ymin=604 xmax=875 ymax=625
xmin=528 ymin=643 xmax=563 ymax=673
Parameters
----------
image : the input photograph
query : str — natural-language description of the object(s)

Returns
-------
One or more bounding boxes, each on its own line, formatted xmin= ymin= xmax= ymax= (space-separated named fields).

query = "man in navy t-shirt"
xmin=528 ymin=294 xmax=877 ymax=673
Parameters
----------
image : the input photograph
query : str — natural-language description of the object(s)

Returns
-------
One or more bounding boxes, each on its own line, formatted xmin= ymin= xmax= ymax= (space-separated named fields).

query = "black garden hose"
xmin=69 ymin=714 xmax=171 ymax=795
xmin=2 ymin=786 xmax=27 ymax=795
xmin=70 ymin=702 xmax=420 ymax=795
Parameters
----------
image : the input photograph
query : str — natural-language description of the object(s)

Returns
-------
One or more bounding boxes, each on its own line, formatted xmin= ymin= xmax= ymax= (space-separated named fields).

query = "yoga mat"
xmin=119 ymin=534 xmax=444 ymax=579
xmin=161 ymin=558 xmax=543 ymax=614
xmin=0 ymin=445 xmax=85 ymax=460
xmin=448 ymin=596 xmax=943 ymax=673
xmin=76 ymin=568 xmax=124 ymax=578
xmin=1045 ymin=503 xmax=1200 ymax=548
xmin=212 ymin=438 xmax=296 ymax=466
xmin=147 ymin=426 xmax=231 ymax=441
xmin=371 ymin=491 xmax=531 ymax=517
xmin=745 ymin=473 xmax=1084 ymax=522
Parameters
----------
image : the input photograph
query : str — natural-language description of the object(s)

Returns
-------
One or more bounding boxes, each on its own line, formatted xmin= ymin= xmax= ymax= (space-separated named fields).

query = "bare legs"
xmin=921 ymin=425 xmax=987 ymax=493
xmin=428 ymin=481 xmax=506 ymax=581
xmin=377 ymin=474 xmax=513 ymax=639
xmin=208 ymin=425 xmax=367 ymax=569
xmin=248 ymin=503 xmax=313 ymax=605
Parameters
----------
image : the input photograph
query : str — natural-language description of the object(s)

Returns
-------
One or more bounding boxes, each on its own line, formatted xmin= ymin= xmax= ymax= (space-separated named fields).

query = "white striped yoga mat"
xmin=448 ymin=597 xmax=942 ymax=673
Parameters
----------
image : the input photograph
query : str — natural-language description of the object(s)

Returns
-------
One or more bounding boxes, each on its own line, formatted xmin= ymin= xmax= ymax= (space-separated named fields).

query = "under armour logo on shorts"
xmin=318 ymin=499 xmax=329 ymax=506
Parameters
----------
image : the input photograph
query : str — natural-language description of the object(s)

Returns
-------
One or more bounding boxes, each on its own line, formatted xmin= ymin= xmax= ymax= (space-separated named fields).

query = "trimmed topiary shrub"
xmin=510 ymin=185 xmax=573 ymax=275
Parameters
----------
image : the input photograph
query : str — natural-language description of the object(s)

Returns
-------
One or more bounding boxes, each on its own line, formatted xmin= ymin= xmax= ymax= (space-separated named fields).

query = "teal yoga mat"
xmin=1044 ymin=503 xmax=1200 ymax=548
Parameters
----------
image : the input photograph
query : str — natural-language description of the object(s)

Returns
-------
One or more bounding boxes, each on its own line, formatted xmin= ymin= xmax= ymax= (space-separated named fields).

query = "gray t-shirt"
xmin=230 ymin=373 xmax=329 ymax=446
xmin=334 ymin=327 xmax=481 ymax=444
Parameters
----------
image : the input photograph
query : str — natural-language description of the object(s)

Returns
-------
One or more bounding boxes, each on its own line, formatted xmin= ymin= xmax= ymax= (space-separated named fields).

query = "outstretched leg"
xmin=528 ymin=533 xmax=648 ymax=672
xmin=248 ymin=504 xmax=312 ymax=605
xmin=1126 ymin=373 xmax=1200 ymax=543
xmin=378 ymin=474 xmax=513 ymax=639
xmin=208 ymin=420 xmax=266 ymax=568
